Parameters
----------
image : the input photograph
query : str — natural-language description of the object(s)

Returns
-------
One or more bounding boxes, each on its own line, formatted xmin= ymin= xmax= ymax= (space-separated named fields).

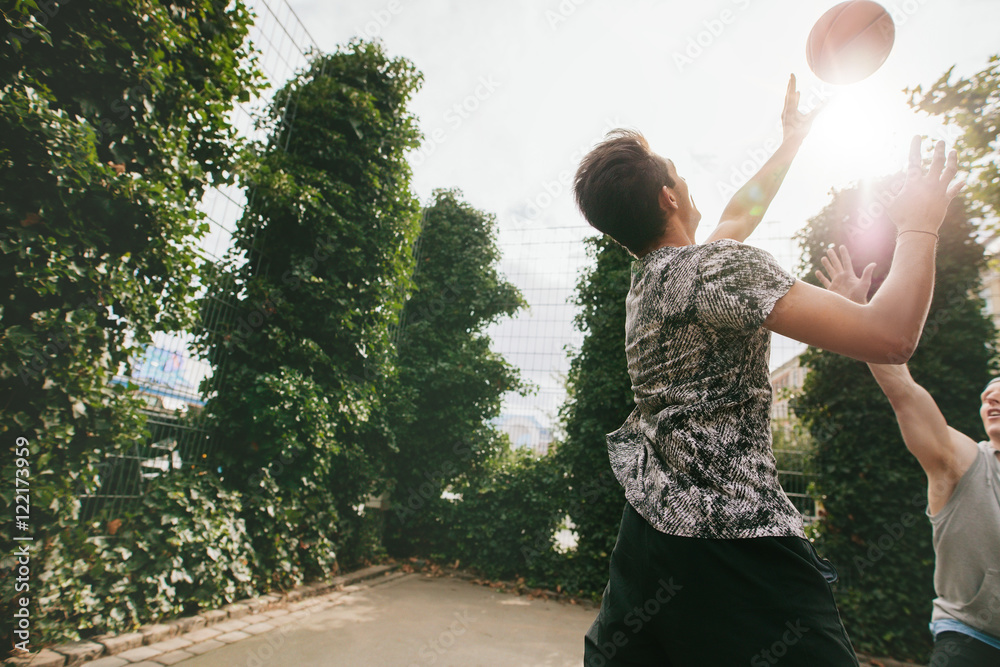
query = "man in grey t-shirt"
xmin=574 ymin=73 xmax=964 ymax=666
xmin=820 ymin=246 xmax=1000 ymax=666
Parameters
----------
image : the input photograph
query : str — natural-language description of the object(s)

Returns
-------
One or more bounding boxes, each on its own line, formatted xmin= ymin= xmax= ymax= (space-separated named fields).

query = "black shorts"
xmin=584 ymin=502 xmax=859 ymax=666
xmin=929 ymin=631 xmax=1000 ymax=667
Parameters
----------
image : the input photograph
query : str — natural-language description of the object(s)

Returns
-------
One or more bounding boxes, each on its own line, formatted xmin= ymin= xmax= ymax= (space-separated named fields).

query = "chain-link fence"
xmin=79 ymin=0 xmax=817 ymax=523
xmin=79 ymin=0 xmax=317 ymax=522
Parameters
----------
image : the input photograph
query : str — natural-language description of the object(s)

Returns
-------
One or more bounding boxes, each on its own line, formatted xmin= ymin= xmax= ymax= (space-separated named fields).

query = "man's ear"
xmin=659 ymin=185 xmax=679 ymax=213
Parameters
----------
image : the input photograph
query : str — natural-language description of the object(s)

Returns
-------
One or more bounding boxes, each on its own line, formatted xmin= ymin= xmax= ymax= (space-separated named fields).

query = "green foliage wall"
xmin=34 ymin=470 xmax=255 ymax=643
xmin=793 ymin=183 xmax=995 ymax=661
xmin=435 ymin=450 xmax=568 ymax=585
xmin=554 ymin=236 xmax=635 ymax=594
xmin=907 ymin=55 xmax=1000 ymax=225
xmin=0 ymin=0 xmax=260 ymax=646
xmin=194 ymin=41 xmax=424 ymax=590
xmin=386 ymin=189 xmax=525 ymax=555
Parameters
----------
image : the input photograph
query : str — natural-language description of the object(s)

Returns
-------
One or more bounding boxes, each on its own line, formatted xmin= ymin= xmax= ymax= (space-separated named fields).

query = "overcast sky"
xmin=284 ymin=0 xmax=1000 ymax=431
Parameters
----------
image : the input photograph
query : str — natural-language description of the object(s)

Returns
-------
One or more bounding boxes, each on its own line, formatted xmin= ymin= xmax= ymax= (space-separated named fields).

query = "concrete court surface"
xmin=174 ymin=572 xmax=598 ymax=667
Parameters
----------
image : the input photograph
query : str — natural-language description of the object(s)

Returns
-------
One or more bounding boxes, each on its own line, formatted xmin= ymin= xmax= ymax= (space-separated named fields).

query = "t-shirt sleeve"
xmin=694 ymin=239 xmax=796 ymax=330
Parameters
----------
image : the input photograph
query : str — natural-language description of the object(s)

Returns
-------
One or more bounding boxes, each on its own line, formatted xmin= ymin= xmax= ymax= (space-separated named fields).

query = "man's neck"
xmin=641 ymin=227 xmax=695 ymax=256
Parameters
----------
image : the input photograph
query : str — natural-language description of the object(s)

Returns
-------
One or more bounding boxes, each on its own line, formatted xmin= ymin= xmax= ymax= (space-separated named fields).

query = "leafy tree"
xmin=194 ymin=41 xmax=423 ymax=589
xmin=907 ymin=55 xmax=1000 ymax=225
xmin=385 ymin=189 xmax=525 ymax=555
xmin=793 ymin=180 xmax=995 ymax=661
xmin=434 ymin=448 xmax=568 ymax=585
xmin=0 ymin=0 xmax=260 ymax=644
xmin=554 ymin=236 xmax=634 ymax=594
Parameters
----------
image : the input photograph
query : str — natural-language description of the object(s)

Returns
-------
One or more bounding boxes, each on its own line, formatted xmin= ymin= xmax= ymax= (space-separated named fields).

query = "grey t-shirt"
xmin=929 ymin=441 xmax=1000 ymax=639
xmin=607 ymin=238 xmax=805 ymax=539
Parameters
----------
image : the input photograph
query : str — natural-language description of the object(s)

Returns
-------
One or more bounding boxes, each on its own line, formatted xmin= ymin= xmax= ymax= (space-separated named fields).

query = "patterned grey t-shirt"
xmin=607 ymin=238 xmax=805 ymax=539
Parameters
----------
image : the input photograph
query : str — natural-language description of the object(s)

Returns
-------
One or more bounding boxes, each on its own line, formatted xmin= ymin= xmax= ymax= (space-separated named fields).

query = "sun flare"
xmin=803 ymin=84 xmax=952 ymax=190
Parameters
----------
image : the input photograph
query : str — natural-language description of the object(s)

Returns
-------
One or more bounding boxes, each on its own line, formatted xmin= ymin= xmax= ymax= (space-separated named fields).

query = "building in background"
xmin=980 ymin=259 xmax=1000 ymax=335
xmin=770 ymin=252 xmax=1000 ymax=425
xmin=771 ymin=354 xmax=807 ymax=422
xmin=115 ymin=343 xmax=206 ymax=414
xmin=495 ymin=414 xmax=553 ymax=456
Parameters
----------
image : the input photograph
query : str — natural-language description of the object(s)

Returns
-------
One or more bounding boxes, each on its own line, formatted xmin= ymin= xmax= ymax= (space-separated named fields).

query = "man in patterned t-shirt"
xmin=573 ymin=75 xmax=964 ymax=666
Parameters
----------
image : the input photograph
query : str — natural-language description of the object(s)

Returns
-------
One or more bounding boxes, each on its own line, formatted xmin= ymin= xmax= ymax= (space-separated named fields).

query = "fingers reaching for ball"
xmin=888 ymin=136 xmax=965 ymax=236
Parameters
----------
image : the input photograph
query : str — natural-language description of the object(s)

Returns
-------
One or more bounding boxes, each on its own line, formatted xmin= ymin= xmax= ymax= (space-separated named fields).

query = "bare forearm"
xmin=867 ymin=360 xmax=918 ymax=404
xmin=867 ymin=358 xmax=967 ymax=481
xmin=810 ymin=138 xmax=961 ymax=365
xmin=718 ymin=138 xmax=803 ymax=240
xmin=863 ymin=234 xmax=938 ymax=361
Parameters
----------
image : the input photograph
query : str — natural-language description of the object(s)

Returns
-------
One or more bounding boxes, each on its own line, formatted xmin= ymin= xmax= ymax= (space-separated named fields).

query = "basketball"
xmin=806 ymin=1 xmax=895 ymax=85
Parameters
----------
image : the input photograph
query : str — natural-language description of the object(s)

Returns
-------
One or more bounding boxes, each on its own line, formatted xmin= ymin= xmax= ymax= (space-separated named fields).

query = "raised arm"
xmin=707 ymin=74 xmax=820 ymax=244
xmin=867 ymin=363 xmax=978 ymax=512
xmin=764 ymin=137 xmax=964 ymax=364
xmin=816 ymin=245 xmax=979 ymax=514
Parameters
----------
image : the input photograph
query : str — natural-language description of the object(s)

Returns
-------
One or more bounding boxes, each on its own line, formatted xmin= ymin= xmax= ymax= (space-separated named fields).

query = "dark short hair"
xmin=573 ymin=129 xmax=675 ymax=256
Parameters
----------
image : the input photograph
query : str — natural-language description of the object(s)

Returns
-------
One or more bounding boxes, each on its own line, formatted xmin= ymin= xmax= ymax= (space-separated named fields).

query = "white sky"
xmin=285 ymin=0 xmax=1000 ymax=431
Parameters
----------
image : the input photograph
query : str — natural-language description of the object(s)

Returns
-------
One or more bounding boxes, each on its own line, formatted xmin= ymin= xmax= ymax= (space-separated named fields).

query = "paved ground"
xmin=65 ymin=569 xmax=919 ymax=667
xmin=90 ymin=572 xmax=599 ymax=667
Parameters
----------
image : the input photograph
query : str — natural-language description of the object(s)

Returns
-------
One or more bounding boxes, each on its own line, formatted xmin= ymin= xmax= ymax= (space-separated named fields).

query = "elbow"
xmin=874 ymin=333 xmax=917 ymax=365
xmin=859 ymin=308 xmax=921 ymax=363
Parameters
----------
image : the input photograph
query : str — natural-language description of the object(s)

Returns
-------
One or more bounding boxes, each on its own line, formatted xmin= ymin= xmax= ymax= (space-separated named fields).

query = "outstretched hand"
xmin=815 ymin=245 xmax=876 ymax=305
xmin=782 ymin=74 xmax=823 ymax=146
xmin=887 ymin=136 xmax=965 ymax=235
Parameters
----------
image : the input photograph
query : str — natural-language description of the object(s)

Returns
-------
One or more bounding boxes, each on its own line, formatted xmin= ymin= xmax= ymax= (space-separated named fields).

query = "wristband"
xmin=896 ymin=229 xmax=939 ymax=241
